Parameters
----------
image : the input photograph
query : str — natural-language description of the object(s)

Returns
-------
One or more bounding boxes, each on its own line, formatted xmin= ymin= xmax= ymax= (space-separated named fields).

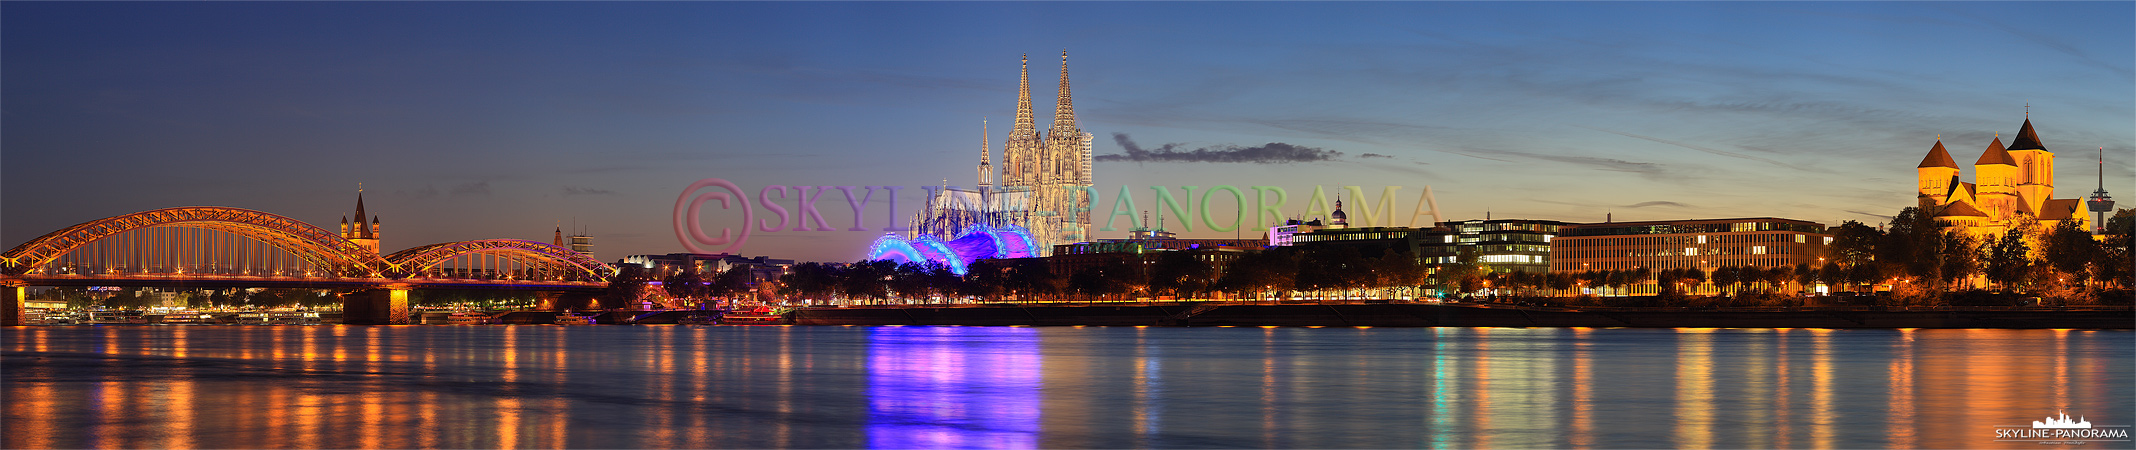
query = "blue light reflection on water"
xmin=866 ymin=326 xmax=1041 ymax=449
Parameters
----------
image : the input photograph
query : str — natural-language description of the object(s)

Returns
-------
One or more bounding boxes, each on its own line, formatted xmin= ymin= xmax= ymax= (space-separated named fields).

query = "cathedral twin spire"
xmin=980 ymin=51 xmax=1091 ymax=254
xmin=990 ymin=51 xmax=1084 ymax=190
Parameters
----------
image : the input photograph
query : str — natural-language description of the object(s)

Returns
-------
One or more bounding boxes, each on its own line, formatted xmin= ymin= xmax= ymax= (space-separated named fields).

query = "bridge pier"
xmin=343 ymin=287 xmax=411 ymax=325
xmin=3 ymin=285 xmax=23 ymax=326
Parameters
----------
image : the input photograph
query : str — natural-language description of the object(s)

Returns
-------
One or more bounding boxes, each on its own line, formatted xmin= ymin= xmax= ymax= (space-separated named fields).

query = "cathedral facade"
xmin=1916 ymin=117 xmax=2087 ymax=238
xmin=996 ymin=51 xmax=1095 ymax=255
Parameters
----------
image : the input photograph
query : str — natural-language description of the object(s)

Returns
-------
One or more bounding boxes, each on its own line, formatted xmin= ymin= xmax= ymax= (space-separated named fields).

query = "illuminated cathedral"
xmin=998 ymin=51 xmax=1095 ymax=253
xmin=902 ymin=52 xmax=1093 ymax=259
xmin=1916 ymin=115 xmax=2088 ymax=237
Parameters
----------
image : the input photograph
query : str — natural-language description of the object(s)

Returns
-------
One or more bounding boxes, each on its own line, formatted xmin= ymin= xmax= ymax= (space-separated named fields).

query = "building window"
xmin=1752 ymin=246 xmax=1766 ymax=255
xmin=1697 ymin=235 xmax=1707 ymax=244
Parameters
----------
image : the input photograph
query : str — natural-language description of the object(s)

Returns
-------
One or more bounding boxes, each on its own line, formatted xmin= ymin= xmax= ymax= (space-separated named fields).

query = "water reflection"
xmin=1676 ymin=328 xmax=1715 ymax=449
xmin=867 ymin=326 xmax=1042 ymax=449
xmin=1 ymin=326 xmax=2128 ymax=449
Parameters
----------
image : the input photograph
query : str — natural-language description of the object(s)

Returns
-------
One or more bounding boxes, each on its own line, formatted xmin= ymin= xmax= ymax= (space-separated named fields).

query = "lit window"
xmin=1684 ymin=248 xmax=1696 ymax=256
xmin=1794 ymin=234 xmax=1806 ymax=243
xmin=1697 ymin=235 xmax=1707 ymax=244
xmin=1752 ymin=246 xmax=1766 ymax=255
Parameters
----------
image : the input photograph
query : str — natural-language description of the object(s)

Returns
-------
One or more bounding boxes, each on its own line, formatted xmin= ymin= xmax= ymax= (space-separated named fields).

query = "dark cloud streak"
xmin=1097 ymin=133 xmax=1344 ymax=164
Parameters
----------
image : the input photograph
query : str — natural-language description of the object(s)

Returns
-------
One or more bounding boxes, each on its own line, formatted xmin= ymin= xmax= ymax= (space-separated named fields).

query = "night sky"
xmin=5 ymin=2 xmax=2130 ymax=264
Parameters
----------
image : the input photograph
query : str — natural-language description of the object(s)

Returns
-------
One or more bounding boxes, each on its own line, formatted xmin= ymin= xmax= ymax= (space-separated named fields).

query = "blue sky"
xmin=4 ymin=2 xmax=2131 ymax=263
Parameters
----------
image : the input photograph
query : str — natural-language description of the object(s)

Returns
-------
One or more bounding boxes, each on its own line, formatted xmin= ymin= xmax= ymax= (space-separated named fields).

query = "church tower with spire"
xmin=343 ymin=187 xmax=381 ymax=255
xmin=1002 ymin=55 xmax=1042 ymax=188
xmin=1041 ymin=50 xmax=1092 ymax=245
xmin=2006 ymin=115 xmax=2055 ymax=215
xmin=1917 ymin=138 xmax=1960 ymax=208
xmin=977 ymin=120 xmax=993 ymax=188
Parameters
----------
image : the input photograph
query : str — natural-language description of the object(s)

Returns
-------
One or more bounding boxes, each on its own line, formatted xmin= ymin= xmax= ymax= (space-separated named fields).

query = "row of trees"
xmin=1818 ymin=207 xmax=2132 ymax=300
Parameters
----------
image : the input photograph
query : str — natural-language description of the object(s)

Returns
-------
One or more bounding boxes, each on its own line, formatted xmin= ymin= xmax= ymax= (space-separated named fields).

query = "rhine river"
xmin=4 ymin=325 xmax=2130 ymax=449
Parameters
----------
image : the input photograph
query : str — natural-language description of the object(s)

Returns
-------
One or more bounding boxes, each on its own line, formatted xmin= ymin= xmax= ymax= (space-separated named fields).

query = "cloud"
xmin=1359 ymin=153 xmax=1394 ymax=159
xmin=1623 ymin=201 xmax=1692 ymax=208
xmin=399 ymin=186 xmax=441 ymax=199
xmin=562 ymin=186 xmax=617 ymax=196
xmin=1491 ymin=150 xmax=1666 ymax=178
xmin=450 ymin=181 xmax=491 ymax=196
xmin=1577 ymin=125 xmax=1799 ymax=169
xmin=1844 ymin=210 xmax=1893 ymax=221
xmin=1096 ymin=133 xmax=1343 ymax=164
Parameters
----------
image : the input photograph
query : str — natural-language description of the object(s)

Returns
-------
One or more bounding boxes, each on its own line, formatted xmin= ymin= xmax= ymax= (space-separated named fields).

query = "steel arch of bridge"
xmin=1 ymin=206 xmax=386 ymax=276
xmin=384 ymin=239 xmax=614 ymax=280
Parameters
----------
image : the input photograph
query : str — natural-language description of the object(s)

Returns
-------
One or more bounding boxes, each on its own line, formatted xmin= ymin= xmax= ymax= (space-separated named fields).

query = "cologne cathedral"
xmin=907 ymin=52 xmax=1094 ymax=256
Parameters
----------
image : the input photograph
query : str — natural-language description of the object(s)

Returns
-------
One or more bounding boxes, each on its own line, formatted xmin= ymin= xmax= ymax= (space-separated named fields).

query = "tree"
xmin=712 ymin=265 xmax=755 ymax=302
xmin=1879 ymin=207 xmax=1941 ymax=283
xmin=1829 ymin=220 xmax=1882 ymax=266
xmin=1546 ymin=271 xmax=1577 ymax=292
xmin=1818 ymin=263 xmax=1845 ymax=292
xmin=840 ymin=259 xmax=896 ymax=302
xmin=1431 ymin=248 xmax=1482 ymax=298
xmin=1069 ymin=265 xmax=1109 ymax=300
xmin=1765 ymin=265 xmax=1794 ymax=295
xmin=1933 ymin=230 xmax=1978 ymax=290
xmin=1002 ymin=258 xmax=1061 ymax=301
xmin=1369 ymin=250 xmax=1427 ymax=299
xmin=599 ymin=265 xmax=653 ymax=309
xmin=2102 ymin=209 xmax=2134 ymax=290
xmin=1985 ymin=229 xmax=2032 ymax=292
xmin=890 ymin=261 xmax=934 ymax=301
xmin=925 ymin=261 xmax=962 ymax=301
xmin=781 ymin=262 xmax=843 ymax=304
xmin=1712 ymin=266 xmax=1741 ymax=296
xmin=2041 ymin=219 xmax=2101 ymax=288
xmin=1149 ymin=251 xmax=1215 ymax=299
xmin=663 ymin=269 xmax=706 ymax=301
xmin=1602 ymin=269 xmax=1630 ymax=296
xmin=1218 ymin=248 xmax=1297 ymax=302
xmin=1844 ymin=263 xmax=1881 ymax=294
xmin=1793 ymin=263 xmax=1816 ymax=293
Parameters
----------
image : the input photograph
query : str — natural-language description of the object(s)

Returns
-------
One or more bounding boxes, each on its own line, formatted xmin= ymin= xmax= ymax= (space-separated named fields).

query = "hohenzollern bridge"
xmin=2 ymin=196 xmax=615 ymax=325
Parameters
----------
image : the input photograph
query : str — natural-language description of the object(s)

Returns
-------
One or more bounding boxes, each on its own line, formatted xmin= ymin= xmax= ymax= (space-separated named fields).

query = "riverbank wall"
xmin=787 ymin=303 xmax=2134 ymax=329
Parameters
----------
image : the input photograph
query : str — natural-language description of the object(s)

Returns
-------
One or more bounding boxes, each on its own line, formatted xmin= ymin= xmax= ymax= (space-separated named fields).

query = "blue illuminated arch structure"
xmin=865 ymin=225 xmax=1037 ymax=275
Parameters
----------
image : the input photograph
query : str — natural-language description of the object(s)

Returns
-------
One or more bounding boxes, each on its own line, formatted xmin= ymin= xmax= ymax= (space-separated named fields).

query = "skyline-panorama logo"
xmin=1994 ymin=410 xmax=2131 ymax=445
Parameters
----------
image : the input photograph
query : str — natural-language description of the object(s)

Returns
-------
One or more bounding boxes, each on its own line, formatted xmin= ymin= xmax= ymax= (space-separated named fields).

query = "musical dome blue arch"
xmin=866 ymin=225 xmax=1037 ymax=275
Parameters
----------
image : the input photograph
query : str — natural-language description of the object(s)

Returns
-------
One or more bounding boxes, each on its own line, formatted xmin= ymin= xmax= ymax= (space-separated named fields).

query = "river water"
xmin=3 ymin=325 xmax=2129 ymax=449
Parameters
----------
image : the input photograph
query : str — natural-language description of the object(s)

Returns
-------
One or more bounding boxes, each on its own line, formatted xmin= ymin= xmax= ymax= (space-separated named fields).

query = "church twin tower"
xmin=979 ymin=51 xmax=1094 ymax=250
xmin=1916 ymin=115 xmax=2088 ymax=237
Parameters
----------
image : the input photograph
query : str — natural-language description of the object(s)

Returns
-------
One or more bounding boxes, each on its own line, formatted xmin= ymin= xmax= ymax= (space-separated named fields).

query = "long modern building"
xmin=1548 ymin=217 xmax=1832 ymax=273
xmin=1418 ymin=219 xmax=1569 ymax=273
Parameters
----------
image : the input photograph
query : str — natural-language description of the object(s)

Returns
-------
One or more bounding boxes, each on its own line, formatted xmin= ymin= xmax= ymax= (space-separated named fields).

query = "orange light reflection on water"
xmin=1674 ymin=328 xmax=1715 ymax=449
xmin=1569 ymin=327 xmax=1593 ymax=448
